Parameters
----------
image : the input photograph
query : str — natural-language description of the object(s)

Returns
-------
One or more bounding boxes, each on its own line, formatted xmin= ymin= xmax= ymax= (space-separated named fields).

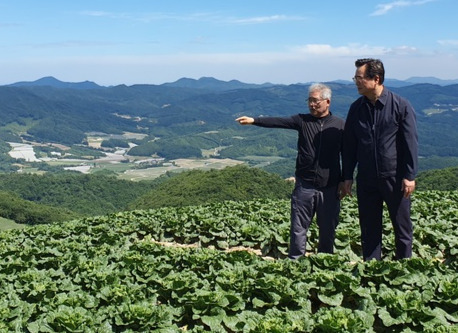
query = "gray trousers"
xmin=288 ymin=178 xmax=340 ymax=259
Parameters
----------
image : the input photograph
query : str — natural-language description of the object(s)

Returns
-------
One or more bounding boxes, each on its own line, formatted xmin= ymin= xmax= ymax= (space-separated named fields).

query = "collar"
xmin=309 ymin=111 xmax=332 ymax=120
xmin=363 ymin=87 xmax=388 ymax=107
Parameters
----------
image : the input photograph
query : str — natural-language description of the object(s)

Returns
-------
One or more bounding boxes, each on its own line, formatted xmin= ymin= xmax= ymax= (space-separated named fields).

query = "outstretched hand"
xmin=235 ymin=116 xmax=254 ymax=125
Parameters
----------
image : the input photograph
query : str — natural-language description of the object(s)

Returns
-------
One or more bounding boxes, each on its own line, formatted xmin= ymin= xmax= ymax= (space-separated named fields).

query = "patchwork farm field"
xmin=0 ymin=191 xmax=456 ymax=332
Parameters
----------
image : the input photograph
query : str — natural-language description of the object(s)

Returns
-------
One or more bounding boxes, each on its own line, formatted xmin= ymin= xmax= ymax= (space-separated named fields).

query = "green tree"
xmin=101 ymin=138 xmax=130 ymax=148
xmin=0 ymin=173 xmax=153 ymax=216
xmin=130 ymin=164 xmax=294 ymax=209
xmin=416 ymin=167 xmax=458 ymax=191
xmin=0 ymin=191 xmax=78 ymax=225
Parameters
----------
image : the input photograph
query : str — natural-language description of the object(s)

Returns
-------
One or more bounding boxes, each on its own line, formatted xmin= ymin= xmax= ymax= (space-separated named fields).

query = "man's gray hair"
xmin=309 ymin=83 xmax=332 ymax=100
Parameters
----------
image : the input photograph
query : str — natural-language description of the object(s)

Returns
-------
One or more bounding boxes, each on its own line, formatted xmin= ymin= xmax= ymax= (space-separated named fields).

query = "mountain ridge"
xmin=4 ymin=75 xmax=458 ymax=90
xmin=7 ymin=76 xmax=103 ymax=90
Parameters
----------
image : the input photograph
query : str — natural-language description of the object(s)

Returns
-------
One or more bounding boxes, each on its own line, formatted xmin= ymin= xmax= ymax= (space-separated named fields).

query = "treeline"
xmin=0 ymin=165 xmax=294 ymax=225
xmin=260 ymin=161 xmax=458 ymax=188
xmin=0 ymin=141 xmax=18 ymax=172
xmin=0 ymin=173 xmax=153 ymax=217
xmin=0 ymin=165 xmax=455 ymax=226
xmin=219 ymin=130 xmax=297 ymax=160
xmin=129 ymin=164 xmax=294 ymax=210
xmin=128 ymin=138 xmax=203 ymax=159
xmin=27 ymin=118 xmax=86 ymax=145
xmin=0 ymin=191 xmax=78 ymax=225
xmin=416 ymin=166 xmax=458 ymax=190
xmin=128 ymin=130 xmax=236 ymax=159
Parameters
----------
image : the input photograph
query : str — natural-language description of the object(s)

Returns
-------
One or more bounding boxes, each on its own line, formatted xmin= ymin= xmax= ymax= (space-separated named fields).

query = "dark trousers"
xmin=356 ymin=177 xmax=413 ymax=261
xmin=288 ymin=178 xmax=340 ymax=259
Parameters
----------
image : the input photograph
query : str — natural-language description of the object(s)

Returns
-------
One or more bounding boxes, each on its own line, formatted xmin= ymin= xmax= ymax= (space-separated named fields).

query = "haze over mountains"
xmin=5 ymin=75 xmax=458 ymax=89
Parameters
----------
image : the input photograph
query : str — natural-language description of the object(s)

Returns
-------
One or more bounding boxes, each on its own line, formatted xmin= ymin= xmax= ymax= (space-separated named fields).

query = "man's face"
xmin=353 ymin=64 xmax=378 ymax=96
xmin=308 ymin=91 xmax=330 ymax=118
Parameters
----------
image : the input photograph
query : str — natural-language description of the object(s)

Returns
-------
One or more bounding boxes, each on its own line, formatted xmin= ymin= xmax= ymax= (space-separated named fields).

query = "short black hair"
xmin=355 ymin=58 xmax=385 ymax=84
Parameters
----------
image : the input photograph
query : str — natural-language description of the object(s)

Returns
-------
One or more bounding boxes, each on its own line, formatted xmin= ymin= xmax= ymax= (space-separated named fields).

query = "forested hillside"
xmin=0 ymin=173 xmax=153 ymax=218
xmin=0 ymin=78 xmax=457 ymax=174
xmin=0 ymin=166 xmax=293 ymax=225
xmin=130 ymin=165 xmax=294 ymax=210
xmin=416 ymin=166 xmax=458 ymax=190
xmin=0 ymin=191 xmax=78 ymax=225
xmin=0 ymin=165 xmax=455 ymax=227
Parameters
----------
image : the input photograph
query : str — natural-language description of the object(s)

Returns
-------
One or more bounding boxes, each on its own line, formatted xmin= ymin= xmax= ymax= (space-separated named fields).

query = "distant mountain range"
xmin=7 ymin=76 xmax=102 ymax=90
xmin=385 ymin=77 xmax=458 ymax=87
xmin=0 ymin=75 xmax=457 ymax=172
xmin=4 ymin=75 xmax=458 ymax=90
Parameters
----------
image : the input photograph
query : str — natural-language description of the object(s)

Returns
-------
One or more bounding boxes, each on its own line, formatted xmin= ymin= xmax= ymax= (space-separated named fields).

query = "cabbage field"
xmin=0 ymin=191 xmax=456 ymax=332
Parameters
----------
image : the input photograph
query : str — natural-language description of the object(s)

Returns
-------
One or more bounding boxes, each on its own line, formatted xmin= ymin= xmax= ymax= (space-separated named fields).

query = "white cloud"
xmin=32 ymin=40 xmax=123 ymax=49
xmin=438 ymin=40 xmax=458 ymax=46
xmin=81 ymin=11 xmax=112 ymax=17
xmin=370 ymin=0 xmax=436 ymax=16
xmin=231 ymin=15 xmax=306 ymax=24
xmin=291 ymin=44 xmax=389 ymax=57
xmin=387 ymin=45 xmax=419 ymax=54
xmin=0 ymin=23 xmax=21 ymax=28
xmin=80 ymin=10 xmax=159 ymax=21
xmin=80 ymin=10 xmax=131 ymax=19
xmin=80 ymin=10 xmax=305 ymax=25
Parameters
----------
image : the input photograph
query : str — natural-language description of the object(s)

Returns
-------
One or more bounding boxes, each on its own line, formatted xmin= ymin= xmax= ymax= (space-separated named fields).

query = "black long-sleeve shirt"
xmin=342 ymin=88 xmax=418 ymax=181
xmin=253 ymin=113 xmax=345 ymax=188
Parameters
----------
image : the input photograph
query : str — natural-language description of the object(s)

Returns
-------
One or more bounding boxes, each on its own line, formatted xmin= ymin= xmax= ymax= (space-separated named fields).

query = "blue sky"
xmin=1 ymin=0 xmax=457 ymax=85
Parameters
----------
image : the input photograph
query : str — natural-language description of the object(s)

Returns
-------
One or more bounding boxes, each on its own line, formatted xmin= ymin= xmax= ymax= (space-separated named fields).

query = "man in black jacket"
xmin=236 ymin=83 xmax=345 ymax=258
xmin=342 ymin=58 xmax=418 ymax=261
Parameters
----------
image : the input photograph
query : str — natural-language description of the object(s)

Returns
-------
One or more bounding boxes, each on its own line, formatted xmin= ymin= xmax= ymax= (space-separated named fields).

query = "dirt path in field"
xmin=151 ymin=240 xmax=276 ymax=260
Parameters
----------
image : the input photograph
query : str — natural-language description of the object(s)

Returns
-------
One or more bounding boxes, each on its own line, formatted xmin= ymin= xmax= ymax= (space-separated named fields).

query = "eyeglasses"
xmin=307 ymin=98 xmax=326 ymax=105
xmin=352 ymin=75 xmax=367 ymax=83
